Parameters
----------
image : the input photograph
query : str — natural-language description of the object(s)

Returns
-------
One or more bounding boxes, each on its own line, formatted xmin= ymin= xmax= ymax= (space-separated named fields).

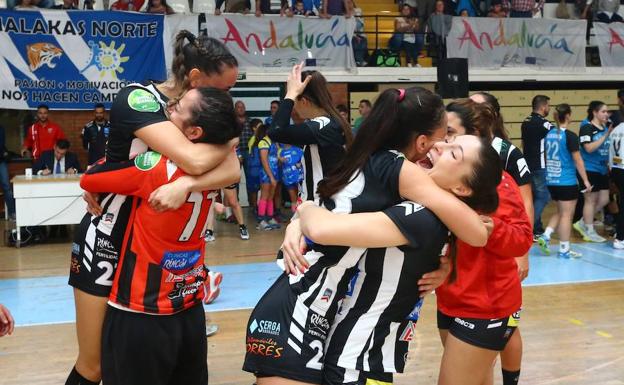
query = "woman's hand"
xmin=0 ymin=304 xmax=14 ymax=337
xmin=418 ymin=256 xmax=450 ymax=297
xmin=281 ymin=219 xmax=309 ymax=275
xmin=83 ymin=191 xmax=102 ymax=216
xmin=148 ymin=176 xmax=192 ymax=212
xmin=285 ymin=62 xmax=312 ymax=100
xmin=515 ymin=255 xmax=529 ymax=281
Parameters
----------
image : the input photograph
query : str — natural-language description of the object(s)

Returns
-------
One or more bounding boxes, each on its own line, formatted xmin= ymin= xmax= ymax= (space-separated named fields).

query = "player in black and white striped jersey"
xmin=280 ymin=135 xmax=502 ymax=385
xmin=268 ymin=64 xmax=352 ymax=203
xmin=243 ymin=88 xmax=491 ymax=385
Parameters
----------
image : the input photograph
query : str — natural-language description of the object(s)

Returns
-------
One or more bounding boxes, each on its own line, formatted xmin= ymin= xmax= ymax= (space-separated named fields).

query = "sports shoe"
xmin=537 ymin=235 xmax=551 ymax=255
xmin=613 ymin=238 xmax=624 ymax=249
xmin=206 ymin=323 xmax=219 ymax=337
xmin=239 ymin=225 xmax=250 ymax=240
xmin=533 ymin=234 xmax=541 ymax=243
xmin=204 ymin=229 xmax=215 ymax=242
xmin=585 ymin=228 xmax=606 ymax=243
xmin=268 ymin=218 xmax=281 ymax=229
xmin=558 ymin=250 xmax=582 ymax=259
xmin=204 ymin=271 xmax=223 ymax=304
xmin=256 ymin=220 xmax=272 ymax=231
xmin=573 ymin=220 xmax=590 ymax=241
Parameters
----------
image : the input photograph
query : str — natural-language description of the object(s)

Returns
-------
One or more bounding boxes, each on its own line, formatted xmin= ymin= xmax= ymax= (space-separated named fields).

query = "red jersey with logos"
xmin=436 ymin=172 xmax=532 ymax=319
xmin=24 ymin=120 xmax=66 ymax=159
xmin=80 ymin=151 xmax=215 ymax=314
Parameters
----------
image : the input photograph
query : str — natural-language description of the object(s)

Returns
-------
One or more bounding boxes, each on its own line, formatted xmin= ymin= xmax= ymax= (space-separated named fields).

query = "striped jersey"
xmin=72 ymin=83 xmax=168 ymax=284
xmin=80 ymin=152 xmax=215 ymax=314
xmin=609 ymin=122 xmax=624 ymax=170
xmin=545 ymin=127 xmax=580 ymax=186
xmin=491 ymin=136 xmax=531 ymax=186
xmin=268 ymin=99 xmax=346 ymax=202
xmin=323 ymin=202 xmax=447 ymax=374
xmin=283 ymin=150 xmax=405 ymax=331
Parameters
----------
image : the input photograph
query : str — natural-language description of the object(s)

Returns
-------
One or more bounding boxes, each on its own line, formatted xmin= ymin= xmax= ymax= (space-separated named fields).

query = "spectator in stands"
xmin=389 ymin=4 xmax=424 ymax=68
xmin=215 ymin=0 xmax=251 ymax=14
xmin=292 ymin=0 xmax=307 ymax=15
xmin=21 ymin=104 xmax=66 ymax=161
xmin=0 ymin=125 xmax=15 ymax=220
xmin=110 ymin=0 xmax=145 ymax=11
xmin=455 ymin=0 xmax=478 ymax=16
xmin=321 ymin=0 xmax=353 ymax=17
xmin=14 ymin=0 xmax=39 ymax=9
xmin=352 ymin=99 xmax=371 ymax=135
xmin=81 ymin=103 xmax=110 ymax=165
xmin=352 ymin=1 xmax=368 ymax=67
xmin=488 ymin=0 xmax=507 ymax=16
xmin=611 ymin=89 xmax=624 ymax=127
xmin=459 ymin=8 xmax=469 ymax=15
xmin=145 ymin=0 xmax=175 ymax=13
xmin=33 ymin=139 xmax=82 ymax=176
xmin=582 ymin=0 xmax=623 ymax=23
xmin=265 ymin=100 xmax=280 ymax=126
xmin=255 ymin=0 xmax=289 ymax=16
xmin=53 ymin=0 xmax=78 ymax=9
xmin=427 ymin=0 xmax=452 ymax=58
xmin=336 ymin=104 xmax=350 ymax=125
xmin=236 ymin=101 xmax=256 ymax=202
xmin=416 ymin=0 xmax=436 ymax=28
xmin=502 ymin=0 xmax=544 ymax=17
xmin=521 ymin=95 xmax=553 ymax=238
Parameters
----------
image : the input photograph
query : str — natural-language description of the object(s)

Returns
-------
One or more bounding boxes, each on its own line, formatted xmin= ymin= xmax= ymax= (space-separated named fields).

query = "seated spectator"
xmin=503 ymin=0 xmax=544 ymax=17
xmin=53 ymin=0 xmax=78 ymax=8
xmin=352 ymin=0 xmax=368 ymax=66
xmin=487 ymin=0 xmax=507 ymax=16
xmin=110 ymin=0 xmax=145 ymax=10
xmin=145 ymin=0 xmax=174 ymax=13
xmin=389 ymin=4 xmax=424 ymax=67
xmin=215 ymin=0 xmax=251 ymax=14
xmin=321 ymin=0 xmax=353 ymax=18
xmin=33 ymin=139 xmax=82 ymax=176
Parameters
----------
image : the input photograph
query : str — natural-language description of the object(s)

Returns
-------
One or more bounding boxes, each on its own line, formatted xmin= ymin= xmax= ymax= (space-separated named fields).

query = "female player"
xmin=268 ymin=63 xmax=352 ymax=202
xmin=446 ymin=98 xmax=531 ymax=385
xmin=244 ymin=87 xmax=490 ymax=385
xmin=256 ymin=124 xmax=282 ymax=230
xmin=279 ymin=143 xmax=304 ymax=213
xmin=538 ymin=104 xmax=591 ymax=258
xmin=66 ymin=31 xmax=240 ymax=385
xmin=573 ymin=100 xmax=614 ymax=243
xmin=286 ymin=135 xmax=503 ymax=385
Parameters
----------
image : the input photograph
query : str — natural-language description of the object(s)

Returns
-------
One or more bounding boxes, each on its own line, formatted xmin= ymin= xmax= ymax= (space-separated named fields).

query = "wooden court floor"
xmin=1 ymin=214 xmax=624 ymax=385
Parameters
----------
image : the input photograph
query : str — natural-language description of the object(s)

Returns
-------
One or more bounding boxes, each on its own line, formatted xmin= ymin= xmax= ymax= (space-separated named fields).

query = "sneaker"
xmin=256 ymin=220 xmax=272 ymax=231
xmin=537 ymin=235 xmax=551 ymax=255
xmin=239 ymin=225 xmax=250 ymax=240
xmin=573 ymin=220 xmax=590 ymax=241
xmin=533 ymin=234 xmax=541 ymax=242
xmin=613 ymin=239 xmax=624 ymax=249
xmin=268 ymin=218 xmax=281 ymax=229
xmin=559 ymin=250 xmax=582 ymax=259
xmin=206 ymin=324 xmax=219 ymax=337
xmin=586 ymin=228 xmax=606 ymax=243
xmin=204 ymin=271 xmax=223 ymax=304
xmin=204 ymin=229 xmax=215 ymax=242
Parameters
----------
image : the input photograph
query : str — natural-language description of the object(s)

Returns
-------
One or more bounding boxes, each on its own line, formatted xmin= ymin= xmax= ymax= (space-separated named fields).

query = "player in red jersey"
xmin=80 ymin=88 xmax=239 ymax=385
xmin=435 ymin=172 xmax=533 ymax=385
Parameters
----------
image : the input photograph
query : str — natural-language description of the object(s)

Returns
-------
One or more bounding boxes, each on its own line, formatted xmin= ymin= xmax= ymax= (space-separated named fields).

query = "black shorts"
xmin=243 ymin=274 xmax=330 ymax=384
xmin=585 ymin=171 xmax=609 ymax=191
xmin=101 ymin=303 xmax=207 ymax=385
xmin=547 ymin=185 xmax=579 ymax=201
xmin=437 ymin=309 xmax=520 ymax=351
xmin=68 ymin=212 xmax=121 ymax=297
xmin=323 ymin=364 xmax=393 ymax=385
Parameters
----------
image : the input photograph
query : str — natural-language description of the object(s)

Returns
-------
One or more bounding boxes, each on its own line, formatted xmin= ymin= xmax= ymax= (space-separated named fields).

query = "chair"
xmin=167 ymin=0 xmax=189 ymax=13
xmin=193 ymin=0 xmax=215 ymax=13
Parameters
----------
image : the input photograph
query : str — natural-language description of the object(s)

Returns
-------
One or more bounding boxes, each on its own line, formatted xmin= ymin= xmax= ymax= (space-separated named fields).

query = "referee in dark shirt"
xmin=521 ymin=95 xmax=553 ymax=237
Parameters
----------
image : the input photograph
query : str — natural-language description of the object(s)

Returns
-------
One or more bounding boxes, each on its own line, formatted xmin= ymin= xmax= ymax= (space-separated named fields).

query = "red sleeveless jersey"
xmin=81 ymin=152 xmax=215 ymax=314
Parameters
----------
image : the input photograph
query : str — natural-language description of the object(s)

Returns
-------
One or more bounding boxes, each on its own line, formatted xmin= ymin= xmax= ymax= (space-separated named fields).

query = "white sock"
xmin=543 ymin=227 xmax=554 ymax=239
xmin=560 ymin=241 xmax=570 ymax=253
xmin=585 ymin=223 xmax=594 ymax=232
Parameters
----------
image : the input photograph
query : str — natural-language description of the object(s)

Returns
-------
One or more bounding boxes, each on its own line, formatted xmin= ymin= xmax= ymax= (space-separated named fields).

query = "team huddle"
xmin=62 ymin=28 xmax=591 ymax=385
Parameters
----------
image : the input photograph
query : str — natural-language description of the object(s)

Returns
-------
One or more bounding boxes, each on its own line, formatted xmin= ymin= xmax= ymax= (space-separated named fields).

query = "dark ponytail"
xmin=172 ymin=30 xmax=238 ymax=91
xmin=446 ymin=98 xmax=496 ymax=140
xmin=555 ymin=103 xmax=571 ymax=126
xmin=299 ymin=70 xmax=352 ymax=149
xmin=472 ymin=91 xmax=508 ymax=140
xmin=317 ymin=87 xmax=445 ymax=200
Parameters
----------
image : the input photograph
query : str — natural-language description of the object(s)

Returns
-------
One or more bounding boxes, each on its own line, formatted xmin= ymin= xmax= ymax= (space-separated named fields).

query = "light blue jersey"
xmin=579 ymin=123 xmax=610 ymax=175
xmin=546 ymin=127 xmax=578 ymax=186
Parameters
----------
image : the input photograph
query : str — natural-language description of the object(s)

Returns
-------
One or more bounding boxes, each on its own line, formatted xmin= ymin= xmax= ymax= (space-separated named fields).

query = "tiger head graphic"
xmin=27 ymin=43 xmax=64 ymax=71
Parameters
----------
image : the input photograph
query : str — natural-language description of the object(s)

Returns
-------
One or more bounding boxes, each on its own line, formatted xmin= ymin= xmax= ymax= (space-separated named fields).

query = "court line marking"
xmin=535 ymin=355 xmax=624 ymax=384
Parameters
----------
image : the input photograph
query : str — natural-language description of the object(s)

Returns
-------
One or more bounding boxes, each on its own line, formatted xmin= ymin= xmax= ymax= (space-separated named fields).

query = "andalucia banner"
xmin=0 ymin=10 xmax=166 ymax=110
xmin=203 ymin=14 xmax=356 ymax=71
xmin=446 ymin=17 xmax=586 ymax=69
